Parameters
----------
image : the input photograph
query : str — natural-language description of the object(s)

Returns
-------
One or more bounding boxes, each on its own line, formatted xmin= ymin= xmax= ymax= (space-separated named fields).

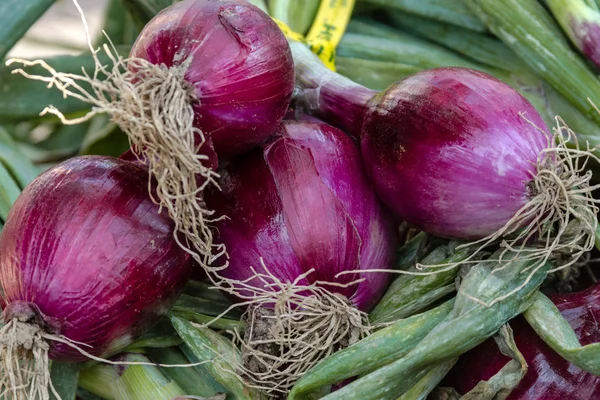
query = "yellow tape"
xmin=273 ymin=0 xmax=355 ymax=71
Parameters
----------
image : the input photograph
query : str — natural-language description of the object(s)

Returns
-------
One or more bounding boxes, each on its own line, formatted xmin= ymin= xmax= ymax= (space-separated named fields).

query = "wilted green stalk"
xmin=524 ymin=292 xmax=600 ymax=375
xmin=338 ymin=32 xmax=501 ymax=76
xmin=147 ymin=347 xmax=221 ymax=398
xmin=369 ymin=242 xmax=468 ymax=324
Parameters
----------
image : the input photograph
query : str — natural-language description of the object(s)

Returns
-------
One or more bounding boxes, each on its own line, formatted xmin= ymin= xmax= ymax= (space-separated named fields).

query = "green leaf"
xmin=336 ymin=57 xmax=422 ymax=91
xmin=269 ymin=0 xmax=320 ymax=35
xmin=1 ymin=47 xmax=129 ymax=123
xmin=112 ymin=353 xmax=187 ymax=400
xmin=170 ymin=315 xmax=264 ymax=400
xmin=76 ymin=388 xmax=105 ymax=400
xmin=0 ymin=54 xmax=93 ymax=122
xmin=455 ymin=324 xmax=527 ymax=399
xmin=170 ymin=308 xmax=244 ymax=332
xmin=386 ymin=12 xmax=524 ymax=73
xmin=100 ymin=0 xmax=141 ymax=47
xmin=0 ymin=162 xmax=21 ymax=220
xmin=79 ymin=118 xmax=130 ymax=158
xmin=338 ymin=32 xmax=489 ymax=72
xmin=524 ymin=292 xmax=600 ymax=375
xmin=49 ymin=362 xmax=79 ymax=400
xmin=0 ymin=127 xmax=39 ymax=188
xmin=183 ymin=280 xmax=235 ymax=304
xmin=79 ymin=363 xmax=118 ymax=400
xmin=0 ymin=0 xmax=55 ymax=60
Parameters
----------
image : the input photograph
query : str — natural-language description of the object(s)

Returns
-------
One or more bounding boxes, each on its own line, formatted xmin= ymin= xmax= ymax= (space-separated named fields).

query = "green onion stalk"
xmin=463 ymin=0 xmax=600 ymax=124
xmin=357 ymin=0 xmax=486 ymax=32
xmin=79 ymin=353 xmax=191 ymax=400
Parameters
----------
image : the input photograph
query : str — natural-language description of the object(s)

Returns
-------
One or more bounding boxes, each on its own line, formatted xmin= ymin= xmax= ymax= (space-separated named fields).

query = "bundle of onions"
xmin=7 ymin=0 xmax=295 ymax=272
xmin=0 ymin=156 xmax=192 ymax=399
xmin=290 ymin=41 xmax=599 ymax=296
xmin=205 ymin=120 xmax=397 ymax=394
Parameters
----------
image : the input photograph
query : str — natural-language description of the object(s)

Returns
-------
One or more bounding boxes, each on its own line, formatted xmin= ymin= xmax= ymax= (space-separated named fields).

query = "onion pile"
xmin=8 ymin=0 xmax=295 ymax=273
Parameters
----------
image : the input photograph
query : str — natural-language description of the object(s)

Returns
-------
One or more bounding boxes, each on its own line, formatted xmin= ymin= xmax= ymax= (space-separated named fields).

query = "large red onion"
xmin=290 ymin=41 xmax=596 ymax=259
xmin=130 ymin=0 xmax=295 ymax=158
xmin=0 ymin=156 xmax=191 ymax=362
xmin=291 ymin=40 xmax=551 ymax=240
xmin=206 ymin=120 xmax=395 ymax=312
xmin=204 ymin=120 xmax=396 ymax=393
xmin=444 ymin=283 xmax=600 ymax=399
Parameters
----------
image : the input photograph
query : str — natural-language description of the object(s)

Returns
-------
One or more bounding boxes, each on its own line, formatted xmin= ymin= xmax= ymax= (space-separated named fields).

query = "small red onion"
xmin=0 ymin=156 xmax=191 ymax=366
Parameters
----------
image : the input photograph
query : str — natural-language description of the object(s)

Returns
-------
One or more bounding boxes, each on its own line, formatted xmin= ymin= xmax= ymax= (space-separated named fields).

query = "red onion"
xmin=130 ymin=0 xmax=295 ymax=158
xmin=205 ymin=120 xmax=396 ymax=393
xmin=444 ymin=283 xmax=600 ymax=399
xmin=0 ymin=156 xmax=191 ymax=398
xmin=291 ymin=41 xmax=597 ymax=266
xmin=7 ymin=0 xmax=295 ymax=275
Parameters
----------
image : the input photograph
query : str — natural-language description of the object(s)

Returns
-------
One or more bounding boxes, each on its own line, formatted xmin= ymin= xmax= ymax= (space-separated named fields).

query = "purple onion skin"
xmin=205 ymin=121 xmax=396 ymax=312
xmin=361 ymin=68 xmax=549 ymax=239
xmin=444 ymin=284 xmax=600 ymax=399
xmin=0 ymin=156 xmax=191 ymax=361
xmin=130 ymin=0 xmax=295 ymax=159
xmin=294 ymin=49 xmax=550 ymax=240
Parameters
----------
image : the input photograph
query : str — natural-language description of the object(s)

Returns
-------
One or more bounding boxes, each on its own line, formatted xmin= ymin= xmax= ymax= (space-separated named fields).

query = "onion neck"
xmin=290 ymin=41 xmax=376 ymax=139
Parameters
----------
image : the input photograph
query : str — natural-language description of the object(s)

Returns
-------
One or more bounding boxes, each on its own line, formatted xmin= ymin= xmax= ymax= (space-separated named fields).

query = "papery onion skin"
xmin=0 ymin=156 xmax=191 ymax=361
xmin=292 ymin=40 xmax=550 ymax=240
xmin=130 ymin=0 xmax=295 ymax=159
xmin=205 ymin=120 xmax=396 ymax=311
xmin=444 ymin=283 xmax=600 ymax=399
